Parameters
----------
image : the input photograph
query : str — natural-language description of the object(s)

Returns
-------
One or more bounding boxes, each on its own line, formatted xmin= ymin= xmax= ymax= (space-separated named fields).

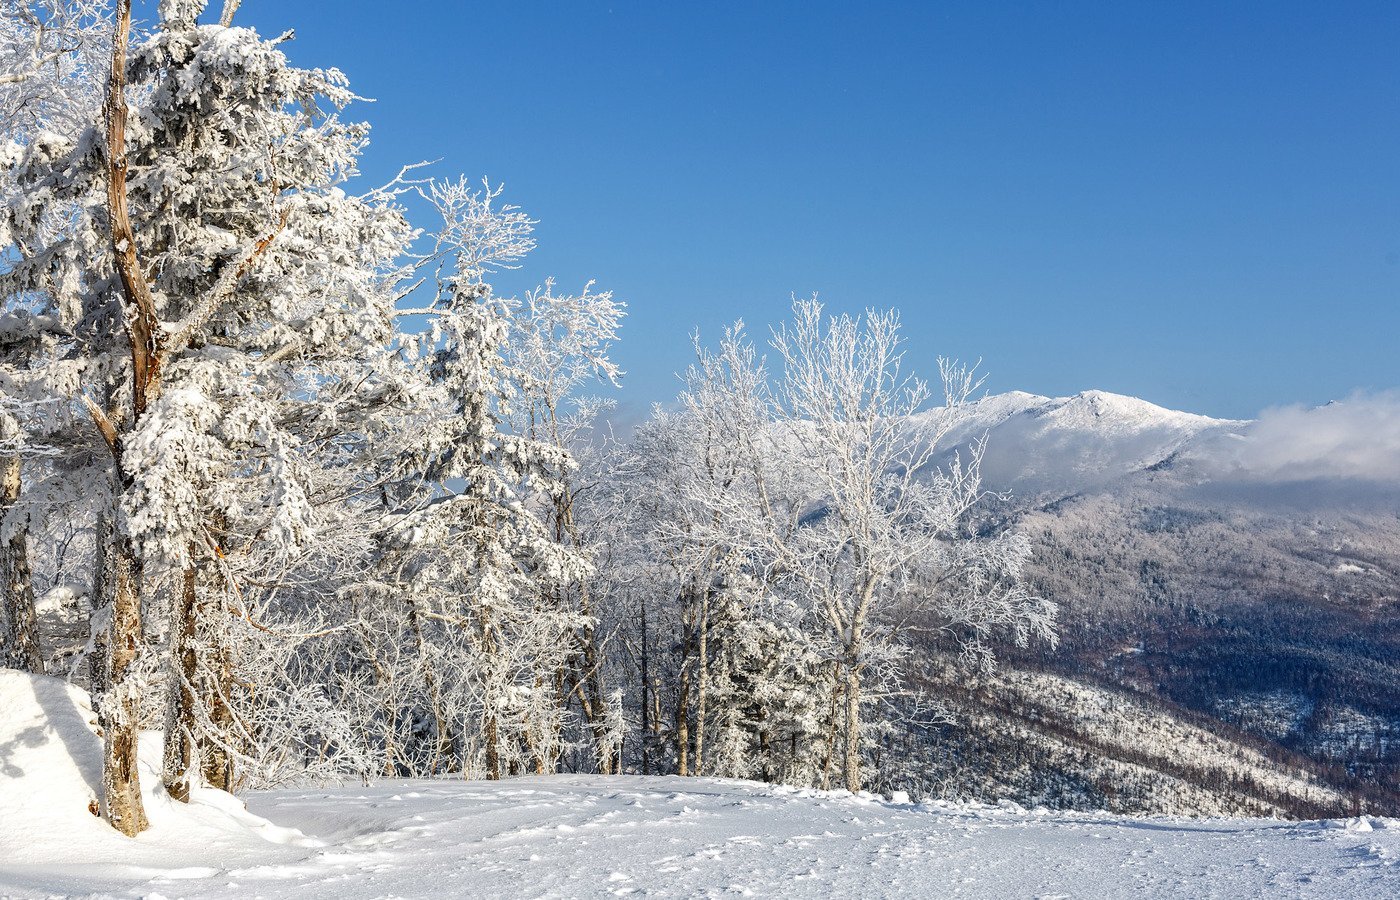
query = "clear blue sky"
xmin=209 ymin=1 xmax=1397 ymax=419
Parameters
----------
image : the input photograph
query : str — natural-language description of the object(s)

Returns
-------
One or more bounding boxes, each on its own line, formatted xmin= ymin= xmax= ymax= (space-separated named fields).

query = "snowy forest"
xmin=0 ymin=0 xmax=1060 ymax=838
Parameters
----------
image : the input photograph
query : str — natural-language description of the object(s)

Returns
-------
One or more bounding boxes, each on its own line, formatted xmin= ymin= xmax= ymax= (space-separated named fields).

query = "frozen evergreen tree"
xmin=1 ymin=0 xmax=412 ymax=830
xmin=372 ymin=179 xmax=593 ymax=778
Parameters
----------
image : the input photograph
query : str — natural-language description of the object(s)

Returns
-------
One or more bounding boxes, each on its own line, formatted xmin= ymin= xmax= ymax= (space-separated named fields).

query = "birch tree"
xmin=768 ymin=299 xmax=1056 ymax=792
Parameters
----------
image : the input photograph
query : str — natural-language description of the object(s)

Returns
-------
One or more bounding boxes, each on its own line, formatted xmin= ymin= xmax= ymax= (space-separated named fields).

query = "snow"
xmin=914 ymin=389 xmax=1248 ymax=498
xmin=0 ymin=670 xmax=320 ymax=896
xmin=3 ymin=671 xmax=1398 ymax=898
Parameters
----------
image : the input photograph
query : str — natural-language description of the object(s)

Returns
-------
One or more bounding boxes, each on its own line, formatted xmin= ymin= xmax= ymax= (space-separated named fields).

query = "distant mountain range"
xmin=907 ymin=390 xmax=1400 ymax=816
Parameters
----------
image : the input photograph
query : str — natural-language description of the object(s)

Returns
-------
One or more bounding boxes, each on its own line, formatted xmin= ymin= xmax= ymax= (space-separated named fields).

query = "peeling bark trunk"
xmin=0 ymin=455 xmax=41 ymax=672
xmin=162 ymin=555 xmax=198 ymax=802
xmin=99 ymin=534 xmax=148 ymax=836
xmin=88 ymin=515 xmax=112 ymax=695
xmin=95 ymin=0 xmax=157 ymax=837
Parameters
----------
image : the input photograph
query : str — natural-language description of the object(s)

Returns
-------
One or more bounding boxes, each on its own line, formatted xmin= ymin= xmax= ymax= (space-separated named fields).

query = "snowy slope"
xmin=915 ymin=390 xmax=1246 ymax=498
xmin=0 ymin=670 xmax=320 ymax=896
xmin=4 ymin=775 xmax=1398 ymax=898
xmin=2 ymin=671 xmax=1399 ymax=898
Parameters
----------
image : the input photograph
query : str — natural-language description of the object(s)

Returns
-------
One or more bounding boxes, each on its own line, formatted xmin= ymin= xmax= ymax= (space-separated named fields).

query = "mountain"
xmin=908 ymin=390 xmax=1400 ymax=816
xmin=915 ymin=389 xmax=1246 ymax=498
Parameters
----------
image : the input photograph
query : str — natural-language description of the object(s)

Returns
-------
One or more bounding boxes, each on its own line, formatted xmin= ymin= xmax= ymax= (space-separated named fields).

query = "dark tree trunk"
xmin=1 ymin=455 xmax=41 ymax=672
xmin=162 ymin=555 xmax=198 ymax=801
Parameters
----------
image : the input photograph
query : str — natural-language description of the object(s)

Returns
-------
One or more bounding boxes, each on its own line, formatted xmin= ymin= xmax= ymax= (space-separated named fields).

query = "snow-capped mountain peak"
xmin=923 ymin=389 xmax=1247 ymax=497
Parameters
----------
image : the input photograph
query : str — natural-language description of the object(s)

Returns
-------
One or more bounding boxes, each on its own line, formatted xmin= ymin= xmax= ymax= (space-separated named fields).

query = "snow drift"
xmin=0 ymin=669 xmax=317 ymax=894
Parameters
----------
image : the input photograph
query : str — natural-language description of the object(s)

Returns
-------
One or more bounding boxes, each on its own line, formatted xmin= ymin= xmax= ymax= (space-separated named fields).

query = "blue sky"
xmin=214 ymin=1 xmax=1395 ymax=420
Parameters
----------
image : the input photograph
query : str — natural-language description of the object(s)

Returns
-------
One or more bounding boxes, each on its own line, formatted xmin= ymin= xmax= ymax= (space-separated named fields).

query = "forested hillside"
xmin=914 ymin=391 xmax=1400 ymax=815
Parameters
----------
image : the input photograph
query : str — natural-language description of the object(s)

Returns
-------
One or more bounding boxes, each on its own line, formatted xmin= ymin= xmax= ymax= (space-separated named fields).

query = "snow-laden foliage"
xmin=591 ymin=306 xmax=1055 ymax=792
xmin=0 ymin=0 xmax=1070 ymax=834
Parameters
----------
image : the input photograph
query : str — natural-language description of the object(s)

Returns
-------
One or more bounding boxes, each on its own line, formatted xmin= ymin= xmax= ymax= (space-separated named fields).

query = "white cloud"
xmin=1212 ymin=391 xmax=1400 ymax=483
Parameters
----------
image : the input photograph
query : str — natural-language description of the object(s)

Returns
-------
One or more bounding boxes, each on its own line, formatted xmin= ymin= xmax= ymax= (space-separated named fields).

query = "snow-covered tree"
xmin=766 ymin=299 xmax=1056 ymax=792
xmin=2 ymin=0 xmax=413 ymax=831
xmin=0 ymin=0 xmax=109 ymax=675
xmin=505 ymin=279 xmax=625 ymax=772
xmin=595 ymin=302 xmax=1054 ymax=792
xmin=369 ymin=179 xmax=594 ymax=778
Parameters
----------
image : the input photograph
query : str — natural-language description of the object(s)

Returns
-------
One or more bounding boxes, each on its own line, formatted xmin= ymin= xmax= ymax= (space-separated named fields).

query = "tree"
xmin=505 ymin=279 xmax=625 ymax=773
xmin=3 ymin=0 xmax=413 ymax=830
xmin=598 ymin=301 xmax=1055 ymax=792
xmin=767 ymin=299 xmax=1056 ymax=792
xmin=374 ymin=178 xmax=593 ymax=778
xmin=0 ymin=0 xmax=109 ymax=675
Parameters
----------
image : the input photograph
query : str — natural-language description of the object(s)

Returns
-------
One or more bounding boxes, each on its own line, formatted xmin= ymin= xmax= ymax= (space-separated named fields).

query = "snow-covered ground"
xmin=2 ymin=671 xmax=1398 ymax=899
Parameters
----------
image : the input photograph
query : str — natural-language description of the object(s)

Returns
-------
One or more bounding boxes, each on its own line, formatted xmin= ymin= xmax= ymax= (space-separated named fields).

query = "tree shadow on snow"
xmin=2 ymin=676 xmax=104 ymax=799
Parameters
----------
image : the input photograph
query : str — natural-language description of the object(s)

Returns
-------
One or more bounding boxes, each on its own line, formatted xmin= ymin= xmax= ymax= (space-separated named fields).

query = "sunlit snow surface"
xmin=2 ymin=776 xmax=1397 ymax=899
xmin=1 ymin=671 xmax=1397 ymax=898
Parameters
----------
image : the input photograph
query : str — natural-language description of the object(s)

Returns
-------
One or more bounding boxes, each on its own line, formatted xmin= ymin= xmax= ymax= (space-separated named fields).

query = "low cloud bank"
xmin=1209 ymin=390 xmax=1400 ymax=483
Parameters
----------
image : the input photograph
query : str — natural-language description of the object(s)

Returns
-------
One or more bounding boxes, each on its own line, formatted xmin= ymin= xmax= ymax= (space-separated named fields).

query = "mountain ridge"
xmin=904 ymin=388 xmax=1400 ymax=816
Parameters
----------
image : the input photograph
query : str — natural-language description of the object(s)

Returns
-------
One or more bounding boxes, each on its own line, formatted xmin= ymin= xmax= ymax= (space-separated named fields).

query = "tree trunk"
xmin=577 ymin=604 xmax=615 ymax=774
xmin=407 ymin=598 xmax=450 ymax=772
xmin=758 ymin=708 xmax=772 ymax=783
xmin=639 ymin=593 xmax=650 ymax=776
xmin=88 ymin=515 xmax=111 ymax=695
xmin=197 ymin=625 xmax=234 ymax=793
xmin=675 ymin=656 xmax=690 ymax=777
xmin=693 ymin=593 xmax=708 ymax=776
xmin=553 ymin=483 xmax=615 ymax=777
xmin=95 ymin=0 xmax=160 ymax=836
xmin=820 ymin=674 xmax=840 ymax=791
xmin=0 ymin=455 xmax=41 ymax=672
xmin=483 ymin=712 xmax=501 ymax=780
xmin=482 ymin=615 xmax=502 ymax=781
xmin=842 ymin=652 xmax=861 ymax=793
xmin=669 ymin=680 xmax=686 ymax=778
xmin=162 ymin=556 xmax=198 ymax=801
xmin=99 ymin=534 xmax=148 ymax=836
xmin=194 ymin=518 xmax=236 ymax=794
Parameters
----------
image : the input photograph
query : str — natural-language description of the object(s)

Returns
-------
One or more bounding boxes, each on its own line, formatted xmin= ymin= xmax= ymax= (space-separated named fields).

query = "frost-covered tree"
xmin=0 ymin=0 xmax=109 ymax=675
xmin=596 ymin=302 xmax=1054 ymax=792
xmin=505 ymin=279 xmax=625 ymax=773
xmin=767 ymin=299 xmax=1056 ymax=792
xmin=0 ymin=0 xmax=108 ymax=133
xmin=2 ymin=0 xmax=412 ymax=831
xmin=595 ymin=325 xmax=830 ymax=782
xmin=371 ymin=179 xmax=593 ymax=778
